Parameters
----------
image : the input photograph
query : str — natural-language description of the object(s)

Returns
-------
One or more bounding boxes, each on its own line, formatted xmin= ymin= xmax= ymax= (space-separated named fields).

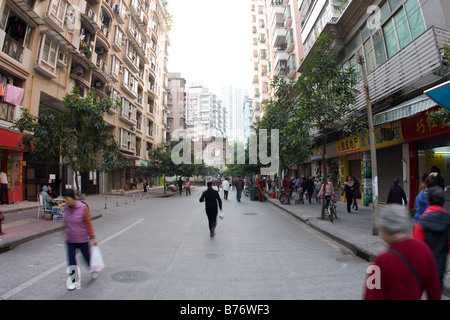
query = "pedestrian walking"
xmin=267 ymin=177 xmax=272 ymax=193
xmin=314 ymin=177 xmax=322 ymax=204
xmin=305 ymin=176 xmax=315 ymax=204
xmin=177 ymin=177 xmax=183 ymax=196
xmin=344 ymin=176 xmax=354 ymax=213
xmin=0 ymin=169 xmax=9 ymax=205
xmin=185 ymin=178 xmax=191 ymax=196
xmin=430 ymin=166 xmax=445 ymax=190
xmin=352 ymin=176 xmax=360 ymax=210
xmin=199 ymin=182 xmax=223 ymax=238
xmin=257 ymin=177 xmax=266 ymax=202
xmin=222 ymin=178 xmax=230 ymax=200
xmin=412 ymin=186 xmax=450 ymax=289
xmin=235 ymin=176 xmax=245 ymax=202
xmin=62 ymin=188 xmax=98 ymax=290
xmin=143 ymin=178 xmax=148 ymax=193
xmin=414 ymin=174 xmax=430 ymax=222
xmin=386 ymin=178 xmax=407 ymax=206
xmin=364 ymin=204 xmax=441 ymax=300
xmin=216 ymin=178 xmax=222 ymax=191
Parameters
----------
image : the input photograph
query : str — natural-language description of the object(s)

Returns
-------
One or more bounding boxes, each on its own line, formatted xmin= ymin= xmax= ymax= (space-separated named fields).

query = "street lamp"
xmin=357 ymin=55 xmax=379 ymax=236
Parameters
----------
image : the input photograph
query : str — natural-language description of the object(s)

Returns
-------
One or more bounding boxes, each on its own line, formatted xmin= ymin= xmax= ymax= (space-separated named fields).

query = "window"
xmin=383 ymin=19 xmax=398 ymax=58
xmin=363 ymin=39 xmax=376 ymax=74
xmin=110 ymin=55 xmax=121 ymax=78
xmin=50 ymin=0 xmax=67 ymax=23
xmin=372 ymin=30 xmax=387 ymax=67
xmin=0 ymin=101 xmax=15 ymax=122
xmin=394 ymin=8 xmax=411 ymax=50
xmin=41 ymin=37 xmax=58 ymax=66
xmin=405 ymin=0 xmax=426 ymax=40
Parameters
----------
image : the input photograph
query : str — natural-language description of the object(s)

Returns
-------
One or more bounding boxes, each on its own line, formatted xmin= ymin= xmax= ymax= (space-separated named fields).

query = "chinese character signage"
xmin=360 ymin=120 xmax=405 ymax=152
xmin=402 ymin=106 xmax=450 ymax=142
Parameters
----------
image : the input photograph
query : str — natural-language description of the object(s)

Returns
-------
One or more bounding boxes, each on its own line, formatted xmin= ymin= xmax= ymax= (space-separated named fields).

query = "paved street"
xmin=0 ymin=187 xmax=371 ymax=300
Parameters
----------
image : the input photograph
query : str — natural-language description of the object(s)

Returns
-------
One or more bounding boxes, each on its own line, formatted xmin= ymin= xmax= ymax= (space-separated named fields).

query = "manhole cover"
xmin=243 ymin=213 xmax=258 ymax=215
xmin=206 ymin=253 xmax=224 ymax=259
xmin=111 ymin=271 xmax=152 ymax=283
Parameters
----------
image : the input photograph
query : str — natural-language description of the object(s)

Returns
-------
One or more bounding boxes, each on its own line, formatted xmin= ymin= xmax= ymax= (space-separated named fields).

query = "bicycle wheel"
xmin=327 ymin=207 xmax=333 ymax=222
xmin=331 ymin=206 xmax=337 ymax=220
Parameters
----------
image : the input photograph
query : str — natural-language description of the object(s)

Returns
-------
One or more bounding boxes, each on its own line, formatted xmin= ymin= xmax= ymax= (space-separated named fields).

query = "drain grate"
xmin=111 ymin=270 xmax=152 ymax=283
xmin=243 ymin=212 xmax=258 ymax=215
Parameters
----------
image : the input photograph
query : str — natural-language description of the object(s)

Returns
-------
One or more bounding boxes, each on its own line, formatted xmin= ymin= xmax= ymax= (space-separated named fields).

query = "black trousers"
xmin=0 ymin=184 xmax=8 ymax=204
xmin=205 ymin=208 xmax=218 ymax=231
xmin=224 ymin=190 xmax=228 ymax=199
xmin=346 ymin=193 xmax=353 ymax=212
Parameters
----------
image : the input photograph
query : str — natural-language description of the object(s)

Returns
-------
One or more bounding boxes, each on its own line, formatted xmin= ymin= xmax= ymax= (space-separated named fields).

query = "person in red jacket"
xmin=364 ymin=204 xmax=441 ymax=300
xmin=412 ymin=186 xmax=450 ymax=289
xmin=257 ymin=177 xmax=266 ymax=202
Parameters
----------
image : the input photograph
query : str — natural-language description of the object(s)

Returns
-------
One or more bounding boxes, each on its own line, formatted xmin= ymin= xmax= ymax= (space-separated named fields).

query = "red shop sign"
xmin=402 ymin=106 xmax=450 ymax=142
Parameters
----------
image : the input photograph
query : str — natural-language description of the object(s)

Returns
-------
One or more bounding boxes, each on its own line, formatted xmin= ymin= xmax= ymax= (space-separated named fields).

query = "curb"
xmin=267 ymin=199 xmax=378 ymax=262
xmin=0 ymin=211 xmax=102 ymax=254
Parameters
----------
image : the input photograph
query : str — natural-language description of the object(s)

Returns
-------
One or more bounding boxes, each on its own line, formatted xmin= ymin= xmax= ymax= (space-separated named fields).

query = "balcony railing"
xmin=96 ymin=56 xmax=107 ymax=72
xmin=2 ymin=35 xmax=24 ymax=63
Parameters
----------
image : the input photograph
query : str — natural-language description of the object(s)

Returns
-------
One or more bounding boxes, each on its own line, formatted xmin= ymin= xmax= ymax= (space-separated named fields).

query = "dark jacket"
xmin=387 ymin=185 xmax=407 ymax=205
xmin=413 ymin=206 xmax=450 ymax=277
xmin=199 ymin=187 xmax=222 ymax=212
xmin=305 ymin=179 xmax=315 ymax=191
xmin=235 ymin=178 xmax=245 ymax=191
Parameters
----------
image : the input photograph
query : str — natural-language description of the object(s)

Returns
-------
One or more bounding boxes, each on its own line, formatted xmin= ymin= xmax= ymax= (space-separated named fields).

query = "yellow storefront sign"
xmin=360 ymin=120 xmax=405 ymax=151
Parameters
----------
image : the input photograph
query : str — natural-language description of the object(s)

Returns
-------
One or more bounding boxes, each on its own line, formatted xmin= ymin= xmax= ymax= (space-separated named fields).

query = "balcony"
xmin=271 ymin=6 xmax=284 ymax=29
xmin=2 ymin=34 xmax=25 ymax=64
xmin=96 ymin=56 xmax=107 ymax=73
xmin=113 ymin=1 xmax=127 ymax=24
xmin=273 ymin=28 xmax=286 ymax=48
xmin=80 ymin=3 xmax=101 ymax=32
xmin=287 ymin=54 xmax=297 ymax=80
xmin=274 ymin=50 xmax=289 ymax=77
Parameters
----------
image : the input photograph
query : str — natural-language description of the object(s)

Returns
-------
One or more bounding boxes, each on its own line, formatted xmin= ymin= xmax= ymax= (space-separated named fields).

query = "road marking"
xmin=0 ymin=218 xmax=144 ymax=300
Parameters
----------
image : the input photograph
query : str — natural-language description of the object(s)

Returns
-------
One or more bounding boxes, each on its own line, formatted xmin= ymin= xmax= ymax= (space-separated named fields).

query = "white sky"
xmin=166 ymin=0 xmax=254 ymax=95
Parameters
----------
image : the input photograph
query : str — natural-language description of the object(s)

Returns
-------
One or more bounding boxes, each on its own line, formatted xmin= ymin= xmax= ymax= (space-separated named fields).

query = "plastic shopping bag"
xmin=89 ymin=245 xmax=105 ymax=273
xmin=219 ymin=211 xmax=224 ymax=220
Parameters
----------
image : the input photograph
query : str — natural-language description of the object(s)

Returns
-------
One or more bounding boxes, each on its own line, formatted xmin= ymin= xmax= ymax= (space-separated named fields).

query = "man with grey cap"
xmin=412 ymin=186 xmax=450 ymax=289
xmin=364 ymin=204 xmax=441 ymax=300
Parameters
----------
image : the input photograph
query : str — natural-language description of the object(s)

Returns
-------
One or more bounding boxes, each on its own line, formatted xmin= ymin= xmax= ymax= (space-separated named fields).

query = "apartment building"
xmin=220 ymin=85 xmax=248 ymax=144
xmin=250 ymin=0 xmax=304 ymax=125
xmin=297 ymin=0 xmax=450 ymax=210
xmin=185 ymin=83 xmax=226 ymax=141
xmin=0 ymin=0 xmax=170 ymax=201
xmin=166 ymin=72 xmax=186 ymax=141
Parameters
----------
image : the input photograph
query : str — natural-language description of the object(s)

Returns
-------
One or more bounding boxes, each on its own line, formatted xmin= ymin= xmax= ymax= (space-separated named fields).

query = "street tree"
xmin=12 ymin=88 xmax=128 ymax=195
xmin=287 ymin=35 xmax=365 ymax=219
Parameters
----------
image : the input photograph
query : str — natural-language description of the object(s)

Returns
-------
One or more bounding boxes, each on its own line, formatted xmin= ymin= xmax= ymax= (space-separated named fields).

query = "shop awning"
xmin=373 ymin=95 xmax=437 ymax=126
xmin=424 ymin=80 xmax=450 ymax=111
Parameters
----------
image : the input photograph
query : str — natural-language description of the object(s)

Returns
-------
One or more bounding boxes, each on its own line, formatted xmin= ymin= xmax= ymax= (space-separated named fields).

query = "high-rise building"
xmin=250 ymin=0 xmax=304 ymax=124
xmin=221 ymin=85 xmax=248 ymax=143
xmin=166 ymin=72 xmax=186 ymax=141
xmin=0 ymin=0 xmax=171 ymax=200
xmin=185 ymin=83 xmax=226 ymax=141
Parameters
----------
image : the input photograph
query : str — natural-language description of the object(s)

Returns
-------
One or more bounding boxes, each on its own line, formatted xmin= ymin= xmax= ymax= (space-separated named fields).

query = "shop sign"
xmin=360 ymin=120 xmax=404 ymax=151
xmin=402 ymin=107 xmax=450 ymax=142
xmin=337 ymin=136 xmax=361 ymax=155
xmin=310 ymin=143 xmax=338 ymax=161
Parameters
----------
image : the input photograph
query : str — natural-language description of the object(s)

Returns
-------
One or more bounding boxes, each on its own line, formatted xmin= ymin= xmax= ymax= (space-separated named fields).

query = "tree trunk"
xmin=163 ymin=175 xmax=166 ymax=194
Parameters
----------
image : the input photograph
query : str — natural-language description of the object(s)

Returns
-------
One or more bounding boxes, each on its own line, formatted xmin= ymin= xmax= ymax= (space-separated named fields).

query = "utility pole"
xmin=357 ymin=55 xmax=379 ymax=236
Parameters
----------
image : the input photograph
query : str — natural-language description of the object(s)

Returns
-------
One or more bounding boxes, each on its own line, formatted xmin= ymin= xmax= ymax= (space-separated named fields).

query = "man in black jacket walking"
xmin=200 ymin=182 xmax=223 ymax=237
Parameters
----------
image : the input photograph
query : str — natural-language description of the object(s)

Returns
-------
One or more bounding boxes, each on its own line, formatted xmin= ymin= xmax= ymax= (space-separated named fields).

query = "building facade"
xmin=297 ymin=0 xmax=450 ymax=210
xmin=185 ymin=83 xmax=226 ymax=141
xmin=0 ymin=0 xmax=171 ymax=200
xmin=166 ymin=72 xmax=186 ymax=142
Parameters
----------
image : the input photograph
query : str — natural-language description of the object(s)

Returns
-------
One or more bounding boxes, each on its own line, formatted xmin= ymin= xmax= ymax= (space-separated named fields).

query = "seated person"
xmin=47 ymin=185 xmax=58 ymax=198
xmin=41 ymin=185 xmax=56 ymax=211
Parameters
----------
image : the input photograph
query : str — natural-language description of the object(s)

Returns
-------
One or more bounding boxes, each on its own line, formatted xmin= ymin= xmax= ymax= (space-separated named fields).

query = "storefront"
xmin=0 ymin=128 xmax=24 ymax=203
xmin=402 ymin=106 xmax=450 ymax=211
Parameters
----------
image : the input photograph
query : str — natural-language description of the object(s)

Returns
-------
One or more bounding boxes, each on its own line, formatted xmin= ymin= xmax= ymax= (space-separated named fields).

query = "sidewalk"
xmin=266 ymin=195 xmax=450 ymax=296
xmin=0 ymin=185 xmax=182 ymax=253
